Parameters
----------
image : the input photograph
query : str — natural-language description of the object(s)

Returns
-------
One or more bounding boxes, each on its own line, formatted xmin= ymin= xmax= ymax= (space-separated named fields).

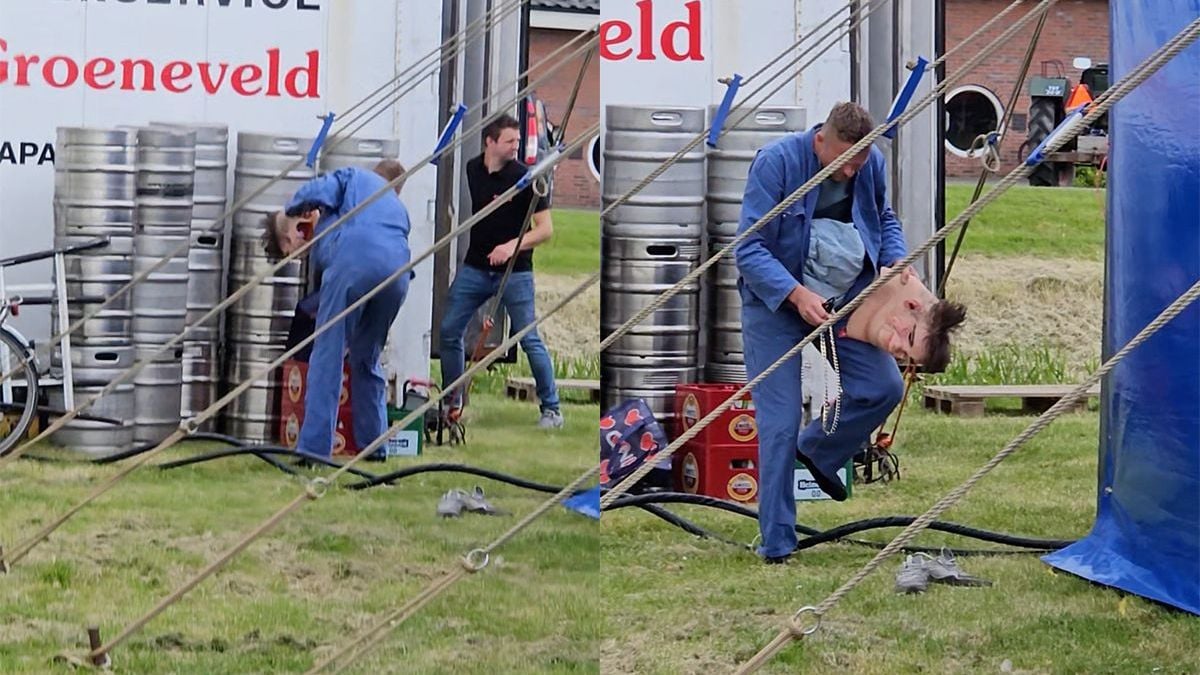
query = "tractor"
xmin=1022 ymin=57 xmax=1109 ymax=187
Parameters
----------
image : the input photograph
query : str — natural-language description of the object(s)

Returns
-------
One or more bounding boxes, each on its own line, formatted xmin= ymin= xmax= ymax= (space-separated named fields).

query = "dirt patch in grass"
xmin=945 ymin=255 xmax=1102 ymax=372
xmin=535 ymin=273 xmax=599 ymax=360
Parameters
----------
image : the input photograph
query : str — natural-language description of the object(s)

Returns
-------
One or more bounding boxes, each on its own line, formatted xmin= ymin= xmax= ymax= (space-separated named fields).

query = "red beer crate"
xmin=278 ymin=359 xmax=359 ymax=457
xmin=673 ymin=383 xmax=758 ymax=447
xmin=673 ymin=441 xmax=760 ymax=503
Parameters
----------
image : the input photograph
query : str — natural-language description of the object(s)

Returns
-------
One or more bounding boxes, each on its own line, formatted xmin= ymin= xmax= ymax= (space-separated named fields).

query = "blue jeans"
xmin=439 ymin=265 xmax=560 ymax=411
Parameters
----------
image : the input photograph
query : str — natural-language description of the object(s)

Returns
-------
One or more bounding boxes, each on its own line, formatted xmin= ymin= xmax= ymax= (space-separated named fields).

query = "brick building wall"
xmin=529 ymin=27 xmax=601 ymax=208
xmin=944 ymin=0 xmax=1108 ymax=177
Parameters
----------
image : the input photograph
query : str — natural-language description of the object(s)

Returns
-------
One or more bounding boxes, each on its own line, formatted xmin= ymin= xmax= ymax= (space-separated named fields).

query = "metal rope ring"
xmin=789 ymin=606 xmax=822 ymax=637
xmin=462 ymin=548 xmax=490 ymax=572
xmin=532 ymin=176 xmax=550 ymax=198
xmin=305 ymin=477 xmax=330 ymax=500
xmin=181 ymin=417 xmax=201 ymax=436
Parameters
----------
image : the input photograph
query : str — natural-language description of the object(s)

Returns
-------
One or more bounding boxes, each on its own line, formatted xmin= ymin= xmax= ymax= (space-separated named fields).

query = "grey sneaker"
xmin=895 ymin=554 xmax=931 ymax=594
xmin=437 ymin=489 xmax=467 ymax=518
xmin=922 ymin=550 xmax=993 ymax=587
xmin=460 ymin=486 xmax=508 ymax=516
xmin=537 ymin=409 xmax=564 ymax=429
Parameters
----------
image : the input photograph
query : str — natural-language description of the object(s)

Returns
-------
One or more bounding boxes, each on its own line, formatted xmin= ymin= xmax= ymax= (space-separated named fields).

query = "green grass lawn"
xmin=0 ymin=394 xmax=599 ymax=674
xmin=538 ymin=209 xmax=599 ymax=276
xmin=600 ymin=407 xmax=1200 ymax=674
xmin=945 ymin=184 xmax=1106 ymax=260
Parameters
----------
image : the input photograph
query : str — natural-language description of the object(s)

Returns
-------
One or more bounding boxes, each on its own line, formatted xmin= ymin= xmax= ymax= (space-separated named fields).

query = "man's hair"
xmin=260 ymin=211 xmax=283 ymax=260
xmin=482 ymin=113 xmax=520 ymax=145
xmin=374 ymin=158 xmax=406 ymax=194
xmin=823 ymin=102 xmax=875 ymax=144
xmin=922 ymin=300 xmax=968 ymax=373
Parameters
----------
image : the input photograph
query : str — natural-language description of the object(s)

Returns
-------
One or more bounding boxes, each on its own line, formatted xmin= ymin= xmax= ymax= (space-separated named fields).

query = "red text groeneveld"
xmin=0 ymin=39 xmax=320 ymax=98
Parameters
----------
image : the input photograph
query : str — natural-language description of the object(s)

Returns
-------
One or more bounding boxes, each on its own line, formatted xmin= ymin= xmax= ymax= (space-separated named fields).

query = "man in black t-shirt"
xmin=438 ymin=114 xmax=562 ymax=428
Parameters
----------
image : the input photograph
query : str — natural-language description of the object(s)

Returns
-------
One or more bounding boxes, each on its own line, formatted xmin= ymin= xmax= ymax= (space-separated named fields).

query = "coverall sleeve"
xmin=285 ymin=167 xmax=353 ymax=216
xmin=735 ymin=149 xmax=799 ymax=312
xmin=873 ymin=153 xmax=908 ymax=267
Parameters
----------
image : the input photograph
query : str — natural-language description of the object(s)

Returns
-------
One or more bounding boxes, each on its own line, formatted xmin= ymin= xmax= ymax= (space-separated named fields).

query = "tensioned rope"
xmin=456 ymin=46 xmax=594 ymax=409
xmin=2 ymin=120 xmax=598 ymax=571
xmin=730 ymin=15 xmax=1200 ymax=672
xmin=0 ymin=27 xmax=600 ymax=473
xmin=305 ymin=465 xmax=601 ymax=675
xmin=599 ymin=0 xmax=1061 ymax=507
xmin=85 ymin=268 xmax=602 ymax=664
xmin=938 ymin=6 xmax=1049 ymax=296
xmin=0 ymin=0 xmax=529 ymax=392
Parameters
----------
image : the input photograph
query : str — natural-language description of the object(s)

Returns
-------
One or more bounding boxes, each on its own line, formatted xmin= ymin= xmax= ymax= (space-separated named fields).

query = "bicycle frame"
xmin=0 ymin=235 xmax=111 ymax=411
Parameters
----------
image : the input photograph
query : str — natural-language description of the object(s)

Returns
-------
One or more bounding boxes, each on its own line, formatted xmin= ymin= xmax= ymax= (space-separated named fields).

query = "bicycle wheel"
xmin=0 ymin=327 xmax=39 ymax=457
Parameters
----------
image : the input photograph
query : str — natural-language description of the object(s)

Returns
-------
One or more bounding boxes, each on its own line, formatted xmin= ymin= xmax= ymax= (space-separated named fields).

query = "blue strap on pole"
xmin=515 ymin=170 xmax=534 ymax=191
xmin=306 ymin=113 xmax=336 ymax=168
xmin=707 ymin=74 xmax=743 ymax=148
xmin=430 ymin=103 xmax=468 ymax=166
xmin=883 ymin=56 xmax=929 ymax=139
xmin=1025 ymin=104 xmax=1089 ymax=167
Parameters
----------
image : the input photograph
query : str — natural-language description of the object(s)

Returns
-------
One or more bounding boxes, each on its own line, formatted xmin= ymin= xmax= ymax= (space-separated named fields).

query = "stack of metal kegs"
xmin=151 ymin=122 xmax=230 ymax=433
xmin=49 ymin=127 xmax=140 ymax=457
xmin=704 ymin=106 xmax=807 ymax=383
xmin=129 ymin=127 xmax=196 ymax=444
xmin=222 ymin=133 xmax=314 ymax=442
xmin=601 ymin=106 xmax=706 ymax=430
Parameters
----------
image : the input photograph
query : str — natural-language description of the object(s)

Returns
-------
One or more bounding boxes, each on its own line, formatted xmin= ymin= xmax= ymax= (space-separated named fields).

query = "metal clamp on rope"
xmin=1024 ymin=103 xmax=1088 ymax=167
xmin=430 ymin=103 xmax=468 ymax=166
xmin=518 ymin=145 xmax=568 ymax=193
xmin=968 ymin=132 xmax=1002 ymax=172
xmin=789 ymin=606 xmax=822 ymax=637
xmin=707 ymin=73 xmax=743 ymax=148
xmin=883 ymin=56 xmax=929 ymax=139
xmin=305 ymin=477 xmax=330 ymax=500
xmin=180 ymin=417 xmax=203 ymax=436
xmin=462 ymin=548 xmax=490 ymax=572
xmin=305 ymin=113 xmax=336 ymax=169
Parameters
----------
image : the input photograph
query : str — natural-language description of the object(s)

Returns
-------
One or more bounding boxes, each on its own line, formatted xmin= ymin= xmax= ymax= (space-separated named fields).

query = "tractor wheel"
xmin=1027 ymin=97 xmax=1059 ymax=187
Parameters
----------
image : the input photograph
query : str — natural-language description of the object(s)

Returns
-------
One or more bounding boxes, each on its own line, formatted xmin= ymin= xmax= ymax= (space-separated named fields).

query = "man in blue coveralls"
xmin=263 ymin=163 xmax=413 ymax=461
xmin=736 ymin=102 xmax=966 ymax=563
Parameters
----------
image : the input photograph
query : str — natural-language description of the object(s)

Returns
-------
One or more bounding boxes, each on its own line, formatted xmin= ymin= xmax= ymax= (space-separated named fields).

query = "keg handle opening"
xmin=644 ymin=244 xmax=679 ymax=258
xmin=272 ymin=138 xmax=301 ymax=153
xmin=755 ymin=111 xmax=788 ymax=126
xmin=95 ymin=353 xmax=119 ymax=362
xmin=650 ymin=111 xmax=684 ymax=127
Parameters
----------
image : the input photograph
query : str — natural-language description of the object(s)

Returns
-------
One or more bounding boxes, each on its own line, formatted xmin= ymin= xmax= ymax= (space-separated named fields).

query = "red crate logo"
xmin=728 ymin=414 xmax=757 ymax=442
xmin=283 ymin=413 xmax=300 ymax=447
xmin=681 ymin=452 xmax=699 ymax=492
xmin=681 ymin=393 xmax=700 ymax=428
xmin=727 ymin=472 xmax=758 ymax=502
xmin=287 ymin=364 xmax=303 ymax=403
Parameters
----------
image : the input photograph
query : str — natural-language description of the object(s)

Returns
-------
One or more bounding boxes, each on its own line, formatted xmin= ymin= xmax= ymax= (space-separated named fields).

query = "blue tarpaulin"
xmin=1043 ymin=0 xmax=1200 ymax=615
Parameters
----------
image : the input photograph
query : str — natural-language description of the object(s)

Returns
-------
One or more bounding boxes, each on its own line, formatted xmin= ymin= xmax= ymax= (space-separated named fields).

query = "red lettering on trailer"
xmin=600 ymin=0 xmax=704 ymax=62
xmin=0 ymin=38 xmax=320 ymax=98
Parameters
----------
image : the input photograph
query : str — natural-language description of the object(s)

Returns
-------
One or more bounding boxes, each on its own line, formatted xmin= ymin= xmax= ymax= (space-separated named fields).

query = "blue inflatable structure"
xmin=1044 ymin=1 xmax=1200 ymax=615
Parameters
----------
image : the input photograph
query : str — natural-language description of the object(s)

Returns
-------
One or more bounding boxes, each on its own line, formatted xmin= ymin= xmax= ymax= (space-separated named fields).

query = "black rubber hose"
xmin=606 ymin=492 xmax=1076 ymax=553
xmin=635 ymin=504 xmax=751 ymax=549
xmin=345 ymin=462 xmax=584 ymax=494
xmin=155 ymin=446 xmax=380 ymax=481
xmin=91 ymin=431 xmax=244 ymax=465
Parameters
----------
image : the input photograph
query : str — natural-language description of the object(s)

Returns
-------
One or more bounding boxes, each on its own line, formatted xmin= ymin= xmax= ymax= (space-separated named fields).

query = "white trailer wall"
xmin=0 ymin=0 xmax=440 ymax=392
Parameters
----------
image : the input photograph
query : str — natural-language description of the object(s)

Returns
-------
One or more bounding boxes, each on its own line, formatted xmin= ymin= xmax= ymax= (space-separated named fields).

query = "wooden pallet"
xmin=923 ymin=384 xmax=1102 ymax=417
xmin=505 ymin=377 xmax=601 ymax=404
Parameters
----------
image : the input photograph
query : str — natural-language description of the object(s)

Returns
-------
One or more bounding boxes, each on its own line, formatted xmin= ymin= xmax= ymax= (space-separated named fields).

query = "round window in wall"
xmin=587 ymin=135 xmax=601 ymax=183
xmin=944 ymin=85 xmax=1004 ymax=157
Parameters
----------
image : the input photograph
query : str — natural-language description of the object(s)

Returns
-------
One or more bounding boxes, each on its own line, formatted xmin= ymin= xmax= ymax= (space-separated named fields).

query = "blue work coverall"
xmin=286 ymin=167 xmax=413 ymax=459
xmin=735 ymin=126 xmax=907 ymax=559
